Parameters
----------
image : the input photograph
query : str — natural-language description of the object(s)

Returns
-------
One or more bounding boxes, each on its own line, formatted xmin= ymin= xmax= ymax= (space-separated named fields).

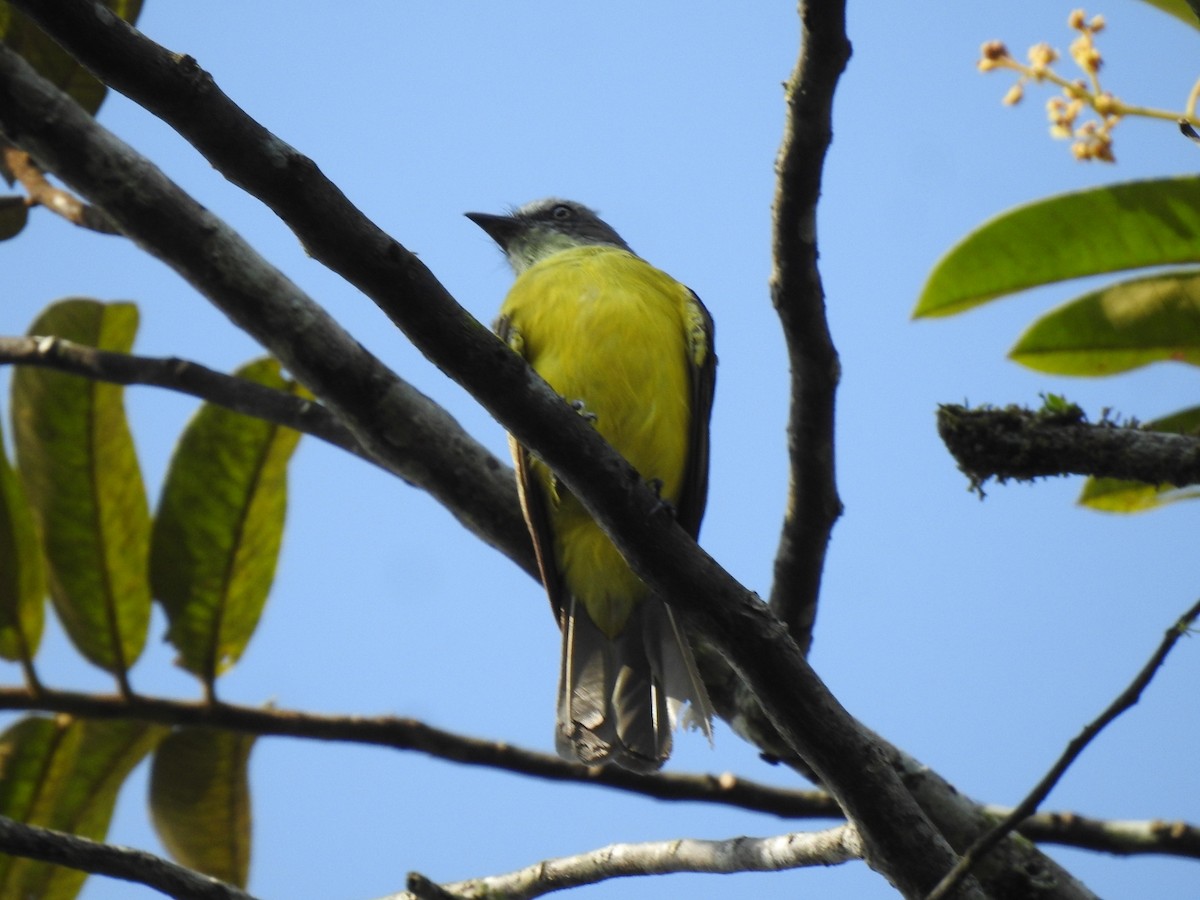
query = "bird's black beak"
xmin=465 ymin=211 xmax=520 ymax=250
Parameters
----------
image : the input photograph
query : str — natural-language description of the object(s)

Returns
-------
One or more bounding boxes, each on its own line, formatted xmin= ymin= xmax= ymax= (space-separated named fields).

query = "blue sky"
xmin=3 ymin=3 xmax=1199 ymax=898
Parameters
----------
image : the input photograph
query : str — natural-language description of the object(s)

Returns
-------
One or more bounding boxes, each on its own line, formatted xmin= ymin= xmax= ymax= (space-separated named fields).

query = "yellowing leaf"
xmin=0 ymin=415 xmax=43 ymax=664
xmin=151 ymin=358 xmax=304 ymax=687
xmin=12 ymin=299 xmax=151 ymax=681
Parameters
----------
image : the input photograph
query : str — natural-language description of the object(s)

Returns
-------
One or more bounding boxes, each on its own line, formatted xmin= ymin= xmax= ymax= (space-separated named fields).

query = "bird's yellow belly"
xmin=505 ymin=249 xmax=692 ymax=635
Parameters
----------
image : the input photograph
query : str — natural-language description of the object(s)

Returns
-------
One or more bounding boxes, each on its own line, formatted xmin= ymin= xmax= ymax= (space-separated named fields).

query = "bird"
xmin=466 ymin=198 xmax=716 ymax=771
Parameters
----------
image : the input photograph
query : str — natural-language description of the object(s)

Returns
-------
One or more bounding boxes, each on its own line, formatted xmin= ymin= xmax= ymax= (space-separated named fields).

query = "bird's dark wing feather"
xmin=494 ymin=314 xmax=566 ymax=621
xmin=675 ymin=289 xmax=716 ymax=538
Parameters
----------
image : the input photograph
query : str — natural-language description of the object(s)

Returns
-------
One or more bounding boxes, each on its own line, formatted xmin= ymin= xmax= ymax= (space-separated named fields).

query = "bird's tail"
xmin=556 ymin=595 xmax=713 ymax=771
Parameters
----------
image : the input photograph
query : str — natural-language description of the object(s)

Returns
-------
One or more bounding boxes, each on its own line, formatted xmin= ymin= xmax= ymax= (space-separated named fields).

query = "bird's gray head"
xmin=466 ymin=198 xmax=633 ymax=274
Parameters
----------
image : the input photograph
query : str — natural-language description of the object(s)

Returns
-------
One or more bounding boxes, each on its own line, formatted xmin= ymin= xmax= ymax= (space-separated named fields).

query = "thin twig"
xmin=0 ymin=143 xmax=121 ymax=233
xmin=394 ymin=825 xmax=863 ymax=900
xmin=0 ymin=335 xmax=380 ymax=469
xmin=1001 ymin=808 xmax=1200 ymax=860
xmin=0 ymin=683 xmax=835 ymax=818
xmin=927 ymin=597 xmax=1200 ymax=900
xmin=0 ymin=815 xmax=257 ymax=900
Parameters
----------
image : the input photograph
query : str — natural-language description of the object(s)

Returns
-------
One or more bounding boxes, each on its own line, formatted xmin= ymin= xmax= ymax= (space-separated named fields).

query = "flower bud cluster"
xmin=977 ymin=10 xmax=1121 ymax=162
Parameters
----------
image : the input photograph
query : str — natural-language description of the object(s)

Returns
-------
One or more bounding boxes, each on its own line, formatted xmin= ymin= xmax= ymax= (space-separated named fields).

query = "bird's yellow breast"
xmin=501 ymin=246 xmax=693 ymax=634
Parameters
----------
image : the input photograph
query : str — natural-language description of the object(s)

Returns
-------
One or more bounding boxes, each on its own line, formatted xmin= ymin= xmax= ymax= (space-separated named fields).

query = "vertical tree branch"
xmin=769 ymin=0 xmax=850 ymax=653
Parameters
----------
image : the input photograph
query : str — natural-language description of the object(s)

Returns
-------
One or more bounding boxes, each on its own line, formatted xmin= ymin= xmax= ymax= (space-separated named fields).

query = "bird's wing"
xmin=675 ymin=288 xmax=716 ymax=539
xmin=494 ymin=314 xmax=567 ymax=621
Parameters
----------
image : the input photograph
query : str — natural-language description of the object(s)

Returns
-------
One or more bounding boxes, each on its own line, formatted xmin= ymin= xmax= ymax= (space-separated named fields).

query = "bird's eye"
xmin=551 ymin=204 xmax=573 ymax=221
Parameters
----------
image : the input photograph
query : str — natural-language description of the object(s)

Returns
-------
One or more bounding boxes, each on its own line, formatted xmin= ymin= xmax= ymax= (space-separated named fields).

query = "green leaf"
xmin=0 ymin=716 xmax=163 ymax=900
xmin=1008 ymin=270 xmax=1200 ymax=374
xmin=1079 ymin=406 xmax=1200 ymax=512
xmin=0 ymin=1 xmax=143 ymax=115
xmin=1139 ymin=0 xmax=1200 ymax=29
xmin=149 ymin=727 xmax=254 ymax=887
xmin=151 ymin=358 xmax=304 ymax=687
xmin=915 ymin=178 xmax=1200 ymax=318
xmin=0 ymin=194 xmax=28 ymax=240
xmin=0 ymin=415 xmax=44 ymax=664
xmin=0 ymin=716 xmax=82 ymax=898
xmin=12 ymin=299 xmax=151 ymax=680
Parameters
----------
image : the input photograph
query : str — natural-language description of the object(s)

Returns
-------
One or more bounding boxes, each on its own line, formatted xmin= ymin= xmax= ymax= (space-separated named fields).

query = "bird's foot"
xmin=569 ymin=398 xmax=599 ymax=424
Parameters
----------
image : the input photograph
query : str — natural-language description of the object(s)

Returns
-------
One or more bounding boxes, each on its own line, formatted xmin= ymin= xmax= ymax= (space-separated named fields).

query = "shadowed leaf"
xmin=0 ymin=717 xmax=81 ymax=896
xmin=151 ymin=357 xmax=305 ymax=687
xmin=12 ymin=299 xmax=151 ymax=679
xmin=1139 ymin=0 xmax=1200 ymax=29
xmin=0 ymin=1 xmax=143 ymax=115
xmin=1079 ymin=406 xmax=1200 ymax=512
xmin=150 ymin=727 xmax=254 ymax=887
xmin=1009 ymin=270 xmax=1200 ymax=374
xmin=0 ymin=194 xmax=27 ymax=240
xmin=0 ymin=716 xmax=161 ymax=899
xmin=0 ymin=415 xmax=44 ymax=664
xmin=915 ymin=178 xmax=1200 ymax=318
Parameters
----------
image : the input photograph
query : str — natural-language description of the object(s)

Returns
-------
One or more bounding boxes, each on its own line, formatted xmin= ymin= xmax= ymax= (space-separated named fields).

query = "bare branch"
xmin=0 ymin=142 xmax=120 ymax=233
xmin=767 ymin=0 xmax=849 ymax=654
xmin=0 ymin=683 xmax=835 ymax=816
xmin=2 ymin=684 xmax=1183 ymax=863
xmin=398 ymin=825 xmax=863 ymax=900
xmin=938 ymin=404 xmax=1200 ymax=490
xmin=0 ymin=814 xmax=256 ymax=900
xmin=1003 ymin=809 xmax=1200 ymax=860
xmin=927 ymin=597 xmax=1200 ymax=900
xmin=0 ymin=334 xmax=381 ymax=467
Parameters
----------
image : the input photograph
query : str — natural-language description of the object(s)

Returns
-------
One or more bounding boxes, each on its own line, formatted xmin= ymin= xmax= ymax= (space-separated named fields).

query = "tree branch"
xmin=767 ymin=0 xmax=849 ymax=653
xmin=0 ymin=334 xmax=382 ymax=469
xmin=0 ymin=37 xmax=534 ymax=582
xmin=927 ymin=597 xmax=1200 ymax=900
xmin=0 ymin=8 xmax=1091 ymax=897
xmin=400 ymin=825 xmax=863 ymax=900
xmin=0 ymin=684 xmax=837 ymax=817
xmin=0 ymin=141 xmax=120 ymax=233
xmin=3 ymin=685 xmax=1186 ymax=863
xmin=1002 ymin=809 xmax=1200 ymax=860
xmin=937 ymin=404 xmax=1200 ymax=490
xmin=0 ymin=815 xmax=256 ymax=900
